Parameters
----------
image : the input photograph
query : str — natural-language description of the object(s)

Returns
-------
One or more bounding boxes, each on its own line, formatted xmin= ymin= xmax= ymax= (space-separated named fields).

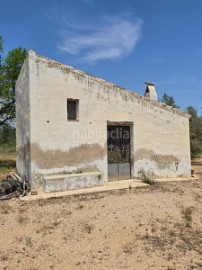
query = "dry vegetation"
xmin=0 ymin=143 xmax=16 ymax=179
xmin=0 ymin=160 xmax=201 ymax=270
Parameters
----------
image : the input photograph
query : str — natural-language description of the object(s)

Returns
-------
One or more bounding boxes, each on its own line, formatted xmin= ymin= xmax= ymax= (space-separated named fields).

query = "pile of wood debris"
xmin=0 ymin=172 xmax=28 ymax=200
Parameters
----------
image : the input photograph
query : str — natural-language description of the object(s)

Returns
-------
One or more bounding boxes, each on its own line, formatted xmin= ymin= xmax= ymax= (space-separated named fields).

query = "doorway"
xmin=107 ymin=125 xmax=131 ymax=181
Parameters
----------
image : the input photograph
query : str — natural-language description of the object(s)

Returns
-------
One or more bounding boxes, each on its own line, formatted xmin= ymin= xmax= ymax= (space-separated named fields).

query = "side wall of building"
xmin=16 ymin=56 xmax=31 ymax=183
xmin=28 ymin=51 xmax=191 ymax=188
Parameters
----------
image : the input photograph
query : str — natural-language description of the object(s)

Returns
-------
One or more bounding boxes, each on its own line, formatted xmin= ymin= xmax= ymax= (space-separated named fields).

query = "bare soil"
xmin=0 ymin=160 xmax=202 ymax=270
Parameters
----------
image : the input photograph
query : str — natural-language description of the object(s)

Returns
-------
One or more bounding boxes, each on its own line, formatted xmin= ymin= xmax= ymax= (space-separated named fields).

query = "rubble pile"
xmin=0 ymin=173 xmax=27 ymax=200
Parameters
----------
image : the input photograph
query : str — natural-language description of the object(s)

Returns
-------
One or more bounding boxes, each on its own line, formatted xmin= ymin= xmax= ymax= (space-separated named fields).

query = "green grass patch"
xmin=0 ymin=143 xmax=16 ymax=159
xmin=0 ymin=143 xmax=16 ymax=179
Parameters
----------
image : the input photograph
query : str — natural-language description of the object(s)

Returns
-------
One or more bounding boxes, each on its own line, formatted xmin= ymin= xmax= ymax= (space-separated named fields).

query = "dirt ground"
xmin=0 ymin=160 xmax=202 ymax=270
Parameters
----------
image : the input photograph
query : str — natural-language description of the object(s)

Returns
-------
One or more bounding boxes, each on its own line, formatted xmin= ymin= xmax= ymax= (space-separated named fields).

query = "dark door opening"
xmin=107 ymin=125 xmax=131 ymax=181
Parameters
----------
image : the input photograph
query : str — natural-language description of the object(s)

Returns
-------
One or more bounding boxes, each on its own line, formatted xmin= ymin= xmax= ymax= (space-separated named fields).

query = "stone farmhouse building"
xmin=16 ymin=50 xmax=191 ymax=192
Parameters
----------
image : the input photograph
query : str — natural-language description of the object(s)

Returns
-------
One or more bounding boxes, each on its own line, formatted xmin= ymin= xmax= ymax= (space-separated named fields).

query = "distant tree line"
xmin=0 ymin=35 xmax=26 ymax=144
xmin=0 ymin=35 xmax=201 ymax=158
xmin=161 ymin=93 xmax=202 ymax=159
xmin=0 ymin=35 xmax=27 ymax=127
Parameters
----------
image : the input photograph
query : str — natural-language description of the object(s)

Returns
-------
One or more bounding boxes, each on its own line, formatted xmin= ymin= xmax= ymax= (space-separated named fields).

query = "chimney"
xmin=144 ymin=82 xmax=158 ymax=101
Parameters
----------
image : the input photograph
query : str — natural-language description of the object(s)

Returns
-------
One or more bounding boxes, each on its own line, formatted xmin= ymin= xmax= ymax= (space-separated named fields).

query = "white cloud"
xmin=58 ymin=17 xmax=143 ymax=64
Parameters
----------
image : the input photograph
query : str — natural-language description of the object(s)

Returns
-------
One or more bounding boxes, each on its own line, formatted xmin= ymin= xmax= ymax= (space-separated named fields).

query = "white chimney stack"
xmin=144 ymin=82 xmax=158 ymax=101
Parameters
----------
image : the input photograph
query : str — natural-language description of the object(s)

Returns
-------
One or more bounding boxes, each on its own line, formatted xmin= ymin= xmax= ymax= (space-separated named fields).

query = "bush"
xmin=186 ymin=106 xmax=202 ymax=159
xmin=0 ymin=126 xmax=15 ymax=144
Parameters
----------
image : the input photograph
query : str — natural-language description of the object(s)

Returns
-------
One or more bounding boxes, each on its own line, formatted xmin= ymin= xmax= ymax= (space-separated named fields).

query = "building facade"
xmin=16 ymin=51 xmax=191 ymax=192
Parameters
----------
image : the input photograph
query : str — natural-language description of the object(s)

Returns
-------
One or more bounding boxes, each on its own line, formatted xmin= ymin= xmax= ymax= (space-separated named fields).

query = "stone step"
xmin=42 ymin=172 xmax=102 ymax=193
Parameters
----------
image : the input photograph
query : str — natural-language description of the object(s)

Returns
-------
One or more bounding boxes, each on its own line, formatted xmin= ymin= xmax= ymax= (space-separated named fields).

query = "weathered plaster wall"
xmin=16 ymin=57 xmax=31 ymax=183
xmin=20 ymin=51 xmax=191 ymax=188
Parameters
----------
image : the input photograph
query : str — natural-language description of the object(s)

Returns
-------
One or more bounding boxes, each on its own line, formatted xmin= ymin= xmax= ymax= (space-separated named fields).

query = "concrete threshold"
xmin=21 ymin=179 xmax=148 ymax=201
xmin=20 ymin=176 xmax=198 ymax=202
xmin=154 ymin=176 xmax=198 ymax=182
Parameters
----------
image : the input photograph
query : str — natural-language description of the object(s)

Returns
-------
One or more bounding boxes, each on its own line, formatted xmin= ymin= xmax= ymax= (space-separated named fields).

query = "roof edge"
xmin=28 ymin=50 xmax=191 ymax=119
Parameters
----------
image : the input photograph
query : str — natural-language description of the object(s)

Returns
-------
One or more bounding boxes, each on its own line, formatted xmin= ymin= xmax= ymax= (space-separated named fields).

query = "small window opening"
xmin=67 ymin=99 xmax=79 ymax=120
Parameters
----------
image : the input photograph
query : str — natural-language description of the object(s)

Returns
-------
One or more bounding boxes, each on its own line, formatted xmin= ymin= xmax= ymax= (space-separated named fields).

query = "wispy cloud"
xmin=58 ymin=16 xmax=143 ymax=64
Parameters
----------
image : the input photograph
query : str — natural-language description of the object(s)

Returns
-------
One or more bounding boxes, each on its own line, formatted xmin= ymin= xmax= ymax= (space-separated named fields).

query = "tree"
xmin=186 ymin=106 xmax=202 ymax=159
xmin=0 ymin=36 xmax=27 ymax=127
xmin=161 ymin=93 xmax=180 ymax=109
xmin=186 ymin=106 xmax=198 ymax=119
xmin=0 ymin=36 xmax=3 ymax=63
xmin=0 ymin=125 xmax=15 ymax=144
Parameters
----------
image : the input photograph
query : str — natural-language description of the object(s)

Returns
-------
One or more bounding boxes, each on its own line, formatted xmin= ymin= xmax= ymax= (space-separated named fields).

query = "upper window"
xmin=67 ymin=99 xmax=79 ymax=120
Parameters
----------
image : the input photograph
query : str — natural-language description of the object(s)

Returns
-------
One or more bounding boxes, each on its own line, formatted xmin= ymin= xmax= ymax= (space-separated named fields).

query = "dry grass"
xmin=0 ymin=145 xmax=202 ymax=270
xmin=0 ymin=159 xmax=201 ymax=270
xmin=0 ymin=143 xmax=16 ymax=179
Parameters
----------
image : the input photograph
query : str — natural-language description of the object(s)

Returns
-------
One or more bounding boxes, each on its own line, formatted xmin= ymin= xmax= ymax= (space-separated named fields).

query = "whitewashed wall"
xmin=16 ymin=51 xmax=191 ymax=188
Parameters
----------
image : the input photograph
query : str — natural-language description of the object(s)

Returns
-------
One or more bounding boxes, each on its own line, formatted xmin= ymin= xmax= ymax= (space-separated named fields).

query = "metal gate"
xmin=107 ymin=126 xmax=131 ymax=181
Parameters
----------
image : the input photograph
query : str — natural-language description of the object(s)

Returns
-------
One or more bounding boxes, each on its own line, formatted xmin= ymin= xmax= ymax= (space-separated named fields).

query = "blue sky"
xmin=1 ymin=0 xmax=202 ymax=113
